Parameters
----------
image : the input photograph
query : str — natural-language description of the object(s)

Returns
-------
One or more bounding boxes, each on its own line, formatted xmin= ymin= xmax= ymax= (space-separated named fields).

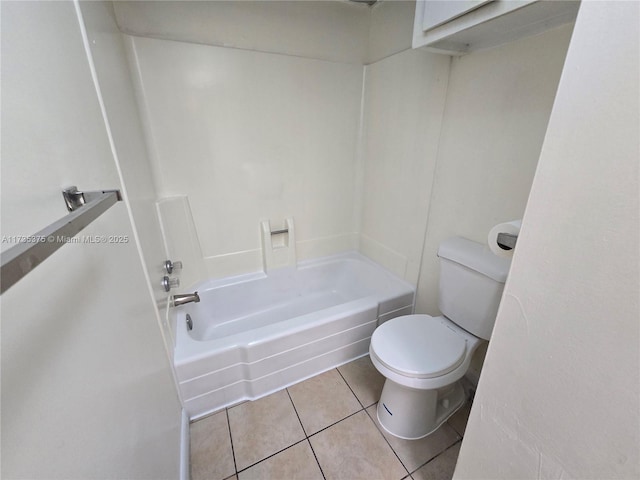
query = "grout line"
xmin=287 ymin=369 xmax=366 ymax=439
xmin=306 ymin=438 xmax=327 ymax=480
xmin=225 ymin=408 xmax=239 ymax=476
xmin=226 ymin=363 xmax=408 ymax=478
xmin=286 ymin=380 xmax=327 ymax=479
xmin=363 ymin=404 xmax=411 ymax=476
xmin=306 ymin=408 xmax=364 ymax=438
xmin=231 ymin=389 xmax=326 ymax=477
xmin=235 ymin=438 xmax=308 ymax=475
xmin=285 ymin=387 xmax=309 ymax=438
xmin=409 ymin=438 xmax=463 ymax=476
xmin=336 ymin=366 xmax=366 ymax=410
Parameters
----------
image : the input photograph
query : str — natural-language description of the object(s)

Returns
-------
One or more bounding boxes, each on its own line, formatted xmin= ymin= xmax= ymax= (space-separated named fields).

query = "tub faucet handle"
xmin=164 ymin=259 xmax=183 ymax=274
xmin=162 ymin=275 xmax=180 ymax=292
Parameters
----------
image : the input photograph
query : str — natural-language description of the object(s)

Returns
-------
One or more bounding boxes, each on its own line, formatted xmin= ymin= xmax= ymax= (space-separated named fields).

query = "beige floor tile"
xmin=337 ymin=355 xmax=385 ymax=408
xmin=411 ymin=443 xmax=461 ymax=480
xmin=288 ymin=369 xmax=361 ymax=435
xmin=447 ymin=403 xmax=471 ymax=436
xmin=366 ymin=404 xmax=461 ymax=473
xmin=237 ymin=440 xmax=323 ymax=480
xmin=228 ymin=390 xmax=305 ymax=471
xmin=190 ymin=411 xmax=235 ymax=480
xmin=310 ymin=410 xmax=407 ymax=480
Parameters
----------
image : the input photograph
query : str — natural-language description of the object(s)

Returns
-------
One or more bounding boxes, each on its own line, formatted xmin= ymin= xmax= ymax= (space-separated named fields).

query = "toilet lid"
xmin=371 ymin=315 xmax=467 ymax=379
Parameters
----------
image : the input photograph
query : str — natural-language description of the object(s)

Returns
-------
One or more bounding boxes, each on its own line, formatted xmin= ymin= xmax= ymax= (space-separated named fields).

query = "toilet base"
xmin=376 ymin=379 xmax=466 ymax=440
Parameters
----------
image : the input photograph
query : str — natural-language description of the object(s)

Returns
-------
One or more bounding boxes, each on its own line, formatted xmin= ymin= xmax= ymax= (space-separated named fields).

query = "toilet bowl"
xmin=369 ymin=314 xmax=481 ymax=439
xmin=369 ymin=236 xmax=511 ymax=440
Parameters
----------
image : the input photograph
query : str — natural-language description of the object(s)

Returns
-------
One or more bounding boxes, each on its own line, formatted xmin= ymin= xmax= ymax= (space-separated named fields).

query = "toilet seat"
xmin=370 ymin=315 xmax=467 ymax=379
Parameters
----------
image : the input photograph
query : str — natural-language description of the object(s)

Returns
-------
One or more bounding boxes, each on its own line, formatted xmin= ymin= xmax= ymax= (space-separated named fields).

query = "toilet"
xmin=369 ymin=236 xmax=511 ymax=440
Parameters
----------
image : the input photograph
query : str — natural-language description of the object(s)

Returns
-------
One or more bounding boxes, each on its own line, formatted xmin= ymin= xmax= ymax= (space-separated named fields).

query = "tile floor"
xmin=190 ymin=355 xmax=472 ymax=480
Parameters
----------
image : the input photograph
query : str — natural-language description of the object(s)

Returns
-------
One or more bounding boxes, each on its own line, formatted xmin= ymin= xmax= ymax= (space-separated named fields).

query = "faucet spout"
xmin=172 ymin=292 xmax=200 ymax=307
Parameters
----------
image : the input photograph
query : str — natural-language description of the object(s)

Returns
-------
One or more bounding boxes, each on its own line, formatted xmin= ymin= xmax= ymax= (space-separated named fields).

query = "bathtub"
xmin=173 ymin=252 xmax=415 ymax=419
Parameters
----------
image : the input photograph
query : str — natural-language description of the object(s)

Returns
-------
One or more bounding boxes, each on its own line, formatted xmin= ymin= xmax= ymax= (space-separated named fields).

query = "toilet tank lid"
xmin=438 ymin=236 xmax=511 ymax=283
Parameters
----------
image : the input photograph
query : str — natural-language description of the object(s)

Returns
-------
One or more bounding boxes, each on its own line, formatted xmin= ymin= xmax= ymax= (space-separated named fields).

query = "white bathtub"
xmin=173 ymin=252 xmax=415 ymax=419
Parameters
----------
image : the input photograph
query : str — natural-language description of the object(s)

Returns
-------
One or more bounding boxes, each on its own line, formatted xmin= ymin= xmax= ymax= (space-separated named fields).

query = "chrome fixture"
xmin=162 ymin=275 xmax=180 ymax=292
xmin=1 ymin=186 xmax=122 ymax=295
xmin=496 ymin=232 xmax=518 ymax=251
xmin=62 ymin=185 xmax=122 ymax=212
xmin=270 ymin=227 xmax=289 ymax=236
xmin=164 ymin=259 xmax=183 ymax=274
xmin=185 ymin=314 xmax=193 ymax=331
xmin=172 ymin=292 xmax=200 ymax=307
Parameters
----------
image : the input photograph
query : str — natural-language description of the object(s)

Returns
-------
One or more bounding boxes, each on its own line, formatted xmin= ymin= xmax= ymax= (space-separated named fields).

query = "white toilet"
xmin=369 ymin=236 xmax=511 ymax=440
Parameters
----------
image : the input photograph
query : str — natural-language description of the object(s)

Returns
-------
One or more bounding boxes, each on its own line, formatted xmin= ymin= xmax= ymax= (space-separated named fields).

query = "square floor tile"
xmin=310 ymin=410 xmax=407 ymax=480
xmin=447 ymin=403 xmax=471 ymax=437
xmin=238 ymin=440 xmax=323 ymax=480
xmin=288 ymin=369 xmax=361 ymax=435
xmin=190 ymin=411 xmax=235 ymax=480
xmin=228 ymin=390 xmax=305 ymax=471
xmin=337 ymin=355 xmax=385 ymax=408
xmin=411 ymin=443 xmax=461 ymax=480
xmin=366 ymin=404 xmax=460 ymax=473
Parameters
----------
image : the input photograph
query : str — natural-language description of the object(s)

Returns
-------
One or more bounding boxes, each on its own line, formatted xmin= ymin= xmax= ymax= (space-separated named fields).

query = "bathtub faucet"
xmin=172 ymin=292 xmax=200 ymax=307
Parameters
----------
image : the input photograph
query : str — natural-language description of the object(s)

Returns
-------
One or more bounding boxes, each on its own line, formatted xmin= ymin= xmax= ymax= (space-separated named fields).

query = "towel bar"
xmin=1 ymin=186 xmax=122 ymax=294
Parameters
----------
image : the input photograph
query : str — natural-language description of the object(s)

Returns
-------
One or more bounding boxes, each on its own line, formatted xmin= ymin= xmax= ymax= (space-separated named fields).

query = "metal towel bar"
xmin=0 ymin=186 xmax=122 ymax=294
xmin=270 ymin=228 xmax=289 ymax=235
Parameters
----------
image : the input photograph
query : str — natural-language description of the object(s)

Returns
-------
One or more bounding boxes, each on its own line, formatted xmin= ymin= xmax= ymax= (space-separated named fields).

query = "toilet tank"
xmin=437 ymin=237 xmax=511 ymax=340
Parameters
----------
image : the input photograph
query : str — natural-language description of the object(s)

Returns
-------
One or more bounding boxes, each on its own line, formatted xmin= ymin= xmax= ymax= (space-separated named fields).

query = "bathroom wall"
xmin=367 ymin=0 xmax=415 ymax=63
xmin=125 ymin=31 xmax=364 ymax=282
xmin=358 ymin=18 xmax=572 ymax=296
xmin=359 ymin=48 xmax=450 ymax=284
xmin=0 ymin=1 xmax=182 ymax=478
xmin=415 ymin=23 xmax=574 ymax=316
xmin=454 ymin=2 xmax=640 ymax=478
xmin=77 ymin=1 xmax=179 ymax=354
xmin=114 ymin=0 xmax=370 ymax=64
xmin=119 ymin=1 xmax=574 ymax=305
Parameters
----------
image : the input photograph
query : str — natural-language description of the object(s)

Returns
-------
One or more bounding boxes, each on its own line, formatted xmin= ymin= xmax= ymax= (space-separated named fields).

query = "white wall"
xmin=121 ymin=2 xmax=573 ymax=310
xmin=367 ymin=0 xmax=415 ymax=64
xmin=114 ymin=0 xmax=370 ymax=64
xmin=358 ymin=21 xmax=572 ymax=384
xmin=0 ymin=1 xmax=182 ymax=478
xmin=359 ymin=48 xmax=449 ymax=283
xmin=127 ymin=34 xmax=364 ymax=281
xmin=416 ymin=23 xmax=574 ymax=316
xmin=77 ymin=1 xmax=179 ymax=353
xmin=454 ymin=2 xmax=640 ymax=478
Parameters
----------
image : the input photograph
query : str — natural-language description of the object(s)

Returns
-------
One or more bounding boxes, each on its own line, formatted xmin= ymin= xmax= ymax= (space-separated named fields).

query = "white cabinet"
xmin=413 ymin=0 xmax=580 ymax=55
xmin=421 ymin=0 xmax=493 ymax=31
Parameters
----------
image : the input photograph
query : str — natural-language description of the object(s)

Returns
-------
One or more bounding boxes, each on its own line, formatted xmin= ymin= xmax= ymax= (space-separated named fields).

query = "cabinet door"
xmin=422 ymin=0 xmax=493 ymax=31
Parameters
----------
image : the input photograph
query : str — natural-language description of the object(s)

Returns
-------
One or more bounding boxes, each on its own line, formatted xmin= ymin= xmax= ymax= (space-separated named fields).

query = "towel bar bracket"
xmin=63 ymin=186 xmax=122 ymax=212
xmin=1 ymin=186 xmax=122 ymax=294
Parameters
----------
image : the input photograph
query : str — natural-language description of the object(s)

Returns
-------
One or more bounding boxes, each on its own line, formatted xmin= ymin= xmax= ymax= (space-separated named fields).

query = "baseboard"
xmin=180 ymin=409 xmax=190 ymax=480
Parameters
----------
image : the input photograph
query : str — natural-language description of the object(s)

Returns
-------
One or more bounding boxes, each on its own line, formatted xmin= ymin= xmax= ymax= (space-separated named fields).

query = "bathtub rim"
xmin=171 ymin=250 xmax=415 ymax=364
